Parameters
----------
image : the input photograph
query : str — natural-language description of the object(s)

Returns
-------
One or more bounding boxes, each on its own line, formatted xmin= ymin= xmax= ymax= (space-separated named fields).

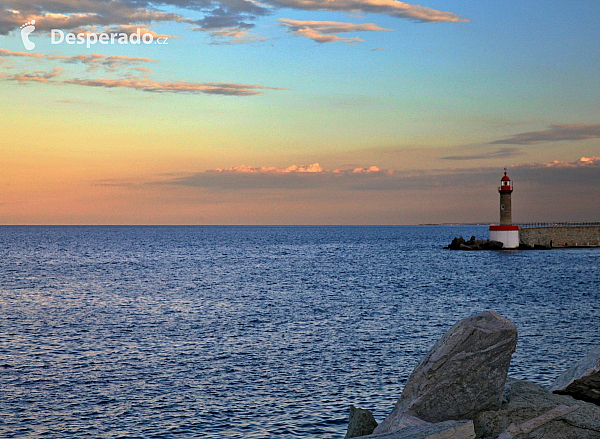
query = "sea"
xmin=0 ymin=226 xmax=598 ymax=438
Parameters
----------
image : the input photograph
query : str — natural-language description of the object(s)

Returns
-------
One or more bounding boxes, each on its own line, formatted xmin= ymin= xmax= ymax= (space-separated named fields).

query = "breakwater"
xmin=519 ymin=223 xmax=600 ymax=248
xmin=343 ymin=311 xmax=600 ymax=438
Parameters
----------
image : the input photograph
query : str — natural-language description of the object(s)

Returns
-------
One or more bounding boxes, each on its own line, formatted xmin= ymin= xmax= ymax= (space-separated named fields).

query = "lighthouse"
xmin=489 ymin=169 xmax=520 ymax=248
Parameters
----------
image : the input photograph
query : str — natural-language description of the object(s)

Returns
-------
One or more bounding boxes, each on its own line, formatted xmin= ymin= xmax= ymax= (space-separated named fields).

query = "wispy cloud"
xmin=0 ymin=49 xmax=157 ymax=72
xmin=490 ymin=124 xmax=600 ymax=145
xmin=47 ymin=53 xmax=158 ymax=72
xmin=0 ymin=2 xmax=192 ymax=35
xmin=0 ymin=0 xmax=466 ymax=38
xmin=64 ymin=77 xmax=285 ymax=95
xmin=278 ymin=19 xmax=391 ymax=43
xmin=153 ymin=163 xmax=394 ymax=190
xmin=195 ymin=27 xmax=269 ymax=44
xmin=0 ymin=49 xmax=280 ymax=97
xmin=0 ymin=48 xmax=45 ymax=58
xmin=269 ymin=0 xmax=467 ymax=22
xmin=213 ymin=163 xmax=325 ymax=173
xmin=8 ymin=66 xmax=63 ymax=82
xmin=209 ymin=163 xmax=387 ymax=174
xmin=440 ymin=147 xmax=523 ymax=161
xmin=522 ymin=156 xmax=600 ymax=169
xmin=143 ymin=157 xmax=600 ymax=194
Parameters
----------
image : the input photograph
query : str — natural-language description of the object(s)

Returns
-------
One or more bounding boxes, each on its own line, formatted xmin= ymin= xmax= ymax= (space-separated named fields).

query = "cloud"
xmin=440 ymin=147 xmax=524 ymax=161
xmin=154 ymin=163 xmax=397 ymax=190
xmin=0 ymin=48 xmax=45 ymax=58
xmin=267 ymin=0 xmax=467 ymax=22
xmin=64 ymin=77 xmax=284 ymax=95
xmin=8 ymin=66 xmax=63 ymax=82
xmin=523 ymin=156 xmax=600 ymax=169
xmin=490 ymin=124 xmax=600 ymax=145
xmin=47 ymin=53 xmax=158 ymax=71
xmin=278 ymin=19 xmax=391 ymax=43
xmin=0 ymin=49 xmax=280 ymax=97
xmin=86 ymin=157 xmax=598 ymax=223
xmin=195 ymin=26 xmax=269 ymax=44
xmin=0 ymin=0 xmax=465 ymax=38
xmin=0 ymin=49 xmax=157 ymax=72
xmin=213 ymin=163 xmax=325 ymax=172
xmin=209 ymin=162 xmax=386 ymax=174
xmin=145 ymin=156 xmax=600 ymax=195
xmin=0 ymin=0 xmax=266 ymax=35
xmin=0 ymin=2 xmax=192 ymax=35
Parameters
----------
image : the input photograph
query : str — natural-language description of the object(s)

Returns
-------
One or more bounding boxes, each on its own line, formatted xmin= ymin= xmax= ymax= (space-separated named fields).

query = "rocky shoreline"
xmin=445 ymin=236 xmax=552 ymax=251
xmin=342 ymin=311 xmax=600 ymax=439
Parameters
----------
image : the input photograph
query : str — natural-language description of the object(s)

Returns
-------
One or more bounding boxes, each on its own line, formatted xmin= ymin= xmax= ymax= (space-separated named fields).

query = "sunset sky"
xmin=0 ymin=1 xmax=599 ymax=224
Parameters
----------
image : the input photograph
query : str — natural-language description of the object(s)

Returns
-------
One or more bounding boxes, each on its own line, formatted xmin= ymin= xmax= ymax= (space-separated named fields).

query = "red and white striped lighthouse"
xmin=489 ymin=168 xmax=519 ymax=248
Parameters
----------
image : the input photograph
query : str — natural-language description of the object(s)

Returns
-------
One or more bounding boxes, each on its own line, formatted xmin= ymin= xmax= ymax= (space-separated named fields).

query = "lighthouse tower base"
xmin=489 ymin=225 xmax=520 ymax=249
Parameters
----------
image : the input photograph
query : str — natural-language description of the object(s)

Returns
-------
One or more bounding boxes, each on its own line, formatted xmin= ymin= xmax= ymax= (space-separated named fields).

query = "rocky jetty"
xmin=445 ymin=236 xmax=504 ymax=251
xmin=550 ymin=345 xmax=600 ymax=405
xmin=343 ymin=311 xmax=600 ymax=439
xmin=475 ymin=378 xmax=600 ymax=438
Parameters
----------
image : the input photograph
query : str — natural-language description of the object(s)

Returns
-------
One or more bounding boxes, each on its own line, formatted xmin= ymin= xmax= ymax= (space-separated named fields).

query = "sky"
xmin=0 ymin=0 xmax=599 ymax=224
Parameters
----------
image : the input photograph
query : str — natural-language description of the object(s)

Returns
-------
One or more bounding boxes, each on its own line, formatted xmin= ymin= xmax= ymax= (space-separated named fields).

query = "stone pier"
xmin=519 ymin=225 xmax=600 ymax=248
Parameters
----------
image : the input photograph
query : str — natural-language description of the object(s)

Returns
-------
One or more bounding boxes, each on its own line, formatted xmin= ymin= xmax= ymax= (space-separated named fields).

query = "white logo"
xmin=17 ymin=21 xmax=168 ymax=50
xmin=51 ymin=29 xmax=168 ymax=48
xmin=20 ymin=20 xmax=36 ymax=50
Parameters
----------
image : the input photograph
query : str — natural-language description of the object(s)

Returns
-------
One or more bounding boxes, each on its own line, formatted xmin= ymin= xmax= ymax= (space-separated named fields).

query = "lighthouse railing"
xmin=517 ymin=222 xmax=600 ymax=228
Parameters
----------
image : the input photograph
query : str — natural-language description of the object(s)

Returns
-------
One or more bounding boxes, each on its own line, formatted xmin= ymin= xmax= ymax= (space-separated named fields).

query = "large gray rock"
xmin=374 ymin=311 xmax=517 ymax=434
xmin=551 ymin=345 xmax=600 ymax=405
xmin=474 ymin=378 xmax=600 ymax=438
xmin=354 ymin=420 xmax=475 ymax=439
xmin=345 ymin=405 xmax=378 ymax=438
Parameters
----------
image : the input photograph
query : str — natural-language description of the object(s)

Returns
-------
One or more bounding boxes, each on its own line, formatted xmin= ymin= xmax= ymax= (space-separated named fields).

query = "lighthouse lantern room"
xmin=489 ymin=169 xmax=519 ymax=248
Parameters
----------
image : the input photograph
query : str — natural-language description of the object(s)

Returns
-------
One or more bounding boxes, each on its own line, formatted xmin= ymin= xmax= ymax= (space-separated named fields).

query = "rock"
xmin=532 ymin=244 xmax=551 ymax=250
xmin=474 ymin=378 xmax=600 ymax=438
xmin=374 ymin=311 xmax=517 ymax=434
xmin=354 ymin=420 xmax=475 ymax=439
xmin=551 ymin=345 xmax=600 ymax=405
xmin=447 ymin=237 xmax=504 ymax=251
xmin=481 ymin=240 xmax=503 ymax=250
xmin=449 ymin=237 xmax=466 ymax=250
xmin=345 ymin=405 xmax=378 ymax=438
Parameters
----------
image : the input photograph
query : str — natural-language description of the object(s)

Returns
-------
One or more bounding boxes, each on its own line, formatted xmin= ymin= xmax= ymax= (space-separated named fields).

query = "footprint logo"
xmin=20 ymin=20 xmax=36 ymax=51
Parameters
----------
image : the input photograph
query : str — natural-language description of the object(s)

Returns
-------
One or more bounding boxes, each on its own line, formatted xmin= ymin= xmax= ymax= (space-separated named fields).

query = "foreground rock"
xmin=551 ymin=345 xmax=600 ymax=405
xmin=474 ymin=378 xmax=600 ymax=438
xmin=374 ymin=311 xmax=517 ymax=434
xmin=345 ymin=405 xmax=378 ymax=438
xmin=355 ymin=420 xmax=475 ymax=439
xmin=446 ymin=236 xmax=504 ymax=251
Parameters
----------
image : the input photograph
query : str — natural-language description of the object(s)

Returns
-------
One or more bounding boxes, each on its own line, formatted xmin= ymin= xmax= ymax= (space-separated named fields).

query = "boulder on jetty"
xmin=550 ymin=345 xmax=600 ymax=405
xmin=474 ymin=378 xmax=600 ymax=438
xmin=345 ymin=405 xmax=378 ymax=438
xmin=445 ymin=236 xmax=504 ymax=251
xmin=373 ymin=311 xmax=517 ymax=434
xmin=343 ymin=312 xmax=600 ymax=439
xmin=353 ymin=419 xmax=475 ymax=438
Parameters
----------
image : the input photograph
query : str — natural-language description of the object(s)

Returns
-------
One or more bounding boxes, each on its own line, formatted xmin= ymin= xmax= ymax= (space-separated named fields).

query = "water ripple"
xmin=0 ymin=226 xmax=598 ymax=438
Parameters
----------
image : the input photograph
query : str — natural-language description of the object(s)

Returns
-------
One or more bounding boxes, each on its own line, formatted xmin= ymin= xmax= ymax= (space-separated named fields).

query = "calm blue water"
xmin=0 ymin=226 xmax=598 ymax=438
